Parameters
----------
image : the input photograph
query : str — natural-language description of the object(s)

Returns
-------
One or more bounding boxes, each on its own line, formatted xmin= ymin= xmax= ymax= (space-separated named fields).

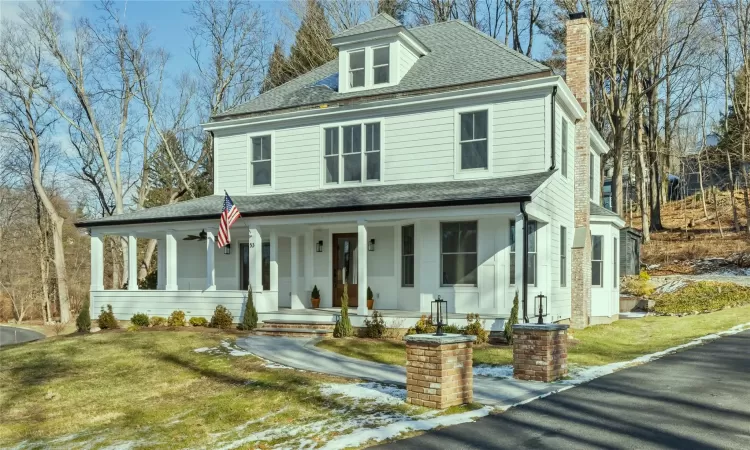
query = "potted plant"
xmin=367 ymin=286 xmax=374 ymax=310
xmin=311 ymin=285 xmax=321 ymax=309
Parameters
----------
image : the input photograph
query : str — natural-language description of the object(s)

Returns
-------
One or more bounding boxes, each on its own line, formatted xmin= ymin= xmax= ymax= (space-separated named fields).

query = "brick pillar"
xmin=512 ymin=324 xmax=569 ymax=382
xmin=404 ymin=334 xmax=475 ymax=409
xmin=566 ymin=12 xmax=592 ymax=329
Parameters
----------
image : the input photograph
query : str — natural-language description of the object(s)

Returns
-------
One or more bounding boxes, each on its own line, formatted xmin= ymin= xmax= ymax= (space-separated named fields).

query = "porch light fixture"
xmin=224 ymin=243 xmax=231 ymax=255
xmin=316 ymin=240 xmax=323 ymax=252
xmin=432 ymin=295 xmax=447 ymax=336
xmin=534 ymin=292 xmax=548 ymax=324
xmin=368 ymin=238 xmax=375 ymax=251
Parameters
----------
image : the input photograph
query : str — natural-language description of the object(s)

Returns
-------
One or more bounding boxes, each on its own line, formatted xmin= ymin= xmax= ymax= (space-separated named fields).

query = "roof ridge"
xmin=451 ymin=20 xmax=549 ymax=71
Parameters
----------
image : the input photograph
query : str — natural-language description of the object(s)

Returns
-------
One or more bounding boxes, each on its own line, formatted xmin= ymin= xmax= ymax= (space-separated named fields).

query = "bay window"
xmin=441 ymin=221 xmax=478 ymax=286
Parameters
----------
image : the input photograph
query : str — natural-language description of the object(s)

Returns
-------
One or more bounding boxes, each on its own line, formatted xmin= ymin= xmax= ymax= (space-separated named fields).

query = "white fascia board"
xmin=590 ymin=126 xmax=609 ymax=155
xmin=330 ymin=27 xmax=403 ymax=47
xmin=397 ymin=30 xmax=429 ymax=55
xmin=590 ymin=215 xmax=625 ymax=228
xmin=203 ymin=76 xmax=581 ymax=133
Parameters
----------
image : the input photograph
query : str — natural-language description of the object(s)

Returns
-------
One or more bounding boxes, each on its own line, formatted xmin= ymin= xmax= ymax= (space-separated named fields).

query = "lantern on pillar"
xmin=431 ymin=295 xmax=447 ymax=336
xmin=534 ymin=292 xmax=548 ymax=324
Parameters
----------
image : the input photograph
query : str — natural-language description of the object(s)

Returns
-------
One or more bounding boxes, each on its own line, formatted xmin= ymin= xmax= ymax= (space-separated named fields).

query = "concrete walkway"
xmin=0 ymin=326 xmax=45 ymax=348
xmin=236 ymin=336 xmax=561 ymax=408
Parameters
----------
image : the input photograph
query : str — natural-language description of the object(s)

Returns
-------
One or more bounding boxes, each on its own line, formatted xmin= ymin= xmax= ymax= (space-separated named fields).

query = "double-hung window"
xmin=509 ymin=220 xmax=538 ymax=285
xmin=459 ymin=110 xmax=488 ymax=170
xmin=349 ymin=50 xmax=365 ymax=88
xmin=251 ymin=135 xmax=272 ymax=186
xmin=592 ymin=235 xmax=603 ymax=287
xmin=373 ymin=45 xmax=389 ymax=84
xmin=402 ymin=225 xmax=414 ymax=287
xmin=560 ymin=226 xmax=567 ymax=287
xmin=561 ymin=119 xmax=568 ymax=178
xmin=441 ymin=221 xmax=478 ymax=286
xmin=324 ymin=127 xmax=339 ymax=183
xmin=365 ymin=123 xmax=381 ymax=180
xmin=342 ymin=125 xmax=362 ymax=182
xmin=325 ymin=122 xmax=381 ymax=184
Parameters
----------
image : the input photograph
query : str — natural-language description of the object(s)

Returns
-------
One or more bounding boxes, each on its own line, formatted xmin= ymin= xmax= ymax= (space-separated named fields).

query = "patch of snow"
xmin=193 ymin=347 xmax=212 ymax=353
xmin=473 ymin=364 xmax=513 ymax=378
xmin=220 ymin=341 xmax=253 ymax=356
xmin=619 ymin=311 xmax=648 ymax=319
xmin=319 ymin=382 xmax=406 ymax=406
xmin=263 ymin=361 xmax=292 ymax=370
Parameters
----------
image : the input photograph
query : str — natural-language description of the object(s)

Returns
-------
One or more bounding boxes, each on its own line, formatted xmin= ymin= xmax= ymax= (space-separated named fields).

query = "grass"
xmin=317 ymin=305 xmax=750 ymax=368
xmin=0 ymin=329 xmax=424 ymax=449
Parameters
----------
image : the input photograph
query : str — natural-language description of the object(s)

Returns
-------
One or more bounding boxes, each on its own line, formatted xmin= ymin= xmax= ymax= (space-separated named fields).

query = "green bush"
xmin=363 ymin=310 xmax=387 ymax=338
xmin=464 ymin=313 xmax=488 ymax=344
xmin=168 ymin=310 xmax=186 ymax=327
xmin=97 ymin=305 xmax=119 ymax=330
xmin=653 ymin=281 xmax=750 ymax=315
xmin=333 ymin=286 xmax=353 ymax=338
xmin=405 ymin=314 xmax=436 ymax=335
xmin=639 ymin=270 xmax=651 ymax=281
xmin=504 ymin=292 xmax=519 ymax=344
xmin=210 ymin=305 xmax=234 ymax=329
xmin=621 ymin=275 xmax=655 ymax=297
xmin=442 ymin=323 xmax=463 ymax=334
xmin=150 ymin=316 xmax=167 ymax=327
xmin=130 ymin=313 xmax=150 ymax=327
xmin=76 ymin=300 xmax=91 ymax=333
xmin=189 ymin=317 xmax=208 ymax=327
xmin=238 ymin=285 xmax=258 ymax=330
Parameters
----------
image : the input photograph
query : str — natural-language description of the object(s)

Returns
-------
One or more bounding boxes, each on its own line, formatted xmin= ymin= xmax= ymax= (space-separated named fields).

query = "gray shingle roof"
xmin=212 ymin=20 xmax=550 ymax=120
xmin=590 ymin=202 xmax=620 ymax=217
xmin=331 ymin=13 xmax=402 ymax=39
xmin=76 ymin=171 xmax=553 ymax=227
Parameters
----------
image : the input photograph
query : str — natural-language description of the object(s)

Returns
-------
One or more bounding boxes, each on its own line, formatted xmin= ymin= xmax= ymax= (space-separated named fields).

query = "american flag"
xmin=217 ymin=192 xmax=240 ymax=248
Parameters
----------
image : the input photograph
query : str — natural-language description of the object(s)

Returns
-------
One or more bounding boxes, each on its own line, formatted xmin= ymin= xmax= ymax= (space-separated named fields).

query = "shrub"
xmin=76 ymin=300 xmax=91 ymax=333
xmin=130 ymin=313 xmax=150 ymax=327
xmin=150 ymin=316 xmax=167 ymax=327
xmin=442 ymin=323 xmax=463 ymax=334
xmin=97 ymin=305 xmax=119 ymax=330
xmin=168 ymin=310 xmax=186 ymax=327
xmin=210 ymin=305 xmax=234 ymax=329
xmin=639 ymin=270 xmax=651 ymax=281
xmin=363 ymin=310 xmax=387 ymax=338
xmin=333 ymin=286 xmax=353 ymax=338
xmin=405 ymin=315 xmax=436 ymax=335
xmin=504 ymin=292 xmax=519 ymax=344
xmin=311 ymin=285 xmax=320 ymax=299
xmin=465 ymin=313 xmax=488 ymax=344
xmin=653 ymin=281 xmax=750 ymax=315
xmin=367 ymin=286 xmax=374 ymax=300
xmin=189 ymin=317 xmax=208 ymax=327
xmin=621 ymin=275 xmax=655 ymax=297
xmin=238 ymin=285 xmax=258 ymax=330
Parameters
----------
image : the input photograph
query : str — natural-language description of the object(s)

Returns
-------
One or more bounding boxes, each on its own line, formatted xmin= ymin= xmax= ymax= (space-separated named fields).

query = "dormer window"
xmin=349 ymin=50 xmax=365 ymax=88
xmin=373 ymin=45 xmax=390 ymax=84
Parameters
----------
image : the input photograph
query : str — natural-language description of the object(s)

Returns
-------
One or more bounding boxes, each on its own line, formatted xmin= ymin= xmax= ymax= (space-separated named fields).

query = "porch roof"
xmin=75 ymin=171 xmax=553 ymax=228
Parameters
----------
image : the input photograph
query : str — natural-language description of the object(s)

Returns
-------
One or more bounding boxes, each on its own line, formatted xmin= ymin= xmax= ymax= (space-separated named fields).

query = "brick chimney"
xmin=566 ymin=12 xmax=592 ymax=329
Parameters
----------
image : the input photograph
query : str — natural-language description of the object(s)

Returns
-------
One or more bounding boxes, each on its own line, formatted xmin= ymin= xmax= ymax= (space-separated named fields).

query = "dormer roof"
xmin=328 ymin=13 xmax=429 ymax=54
xmin=331 ymin=13 xmax=402 ymax=39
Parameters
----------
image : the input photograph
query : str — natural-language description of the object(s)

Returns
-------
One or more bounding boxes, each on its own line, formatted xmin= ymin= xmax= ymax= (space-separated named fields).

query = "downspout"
xmin=549 ymin=86 xmax=558 ymax=171
xmin=520 ymin=201 xmax=530 ymax=323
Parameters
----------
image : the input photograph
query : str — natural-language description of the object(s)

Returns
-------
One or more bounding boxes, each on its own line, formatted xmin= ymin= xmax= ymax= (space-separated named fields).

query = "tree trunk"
xmin=138 ymin=239 xmax=157 ymax=282
xmin=698 ymin=155 xmax=708 ymax=219
xmin=726 ymin=151 xmax=740 ymax=232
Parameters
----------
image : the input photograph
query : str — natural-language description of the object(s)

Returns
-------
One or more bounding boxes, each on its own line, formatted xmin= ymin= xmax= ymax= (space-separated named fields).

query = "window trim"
xmin=440 ymin=221 xmax=479 ymax=287
xmin=560 ymin=226 xmax=567 ymax=287
xmin=348 ymin=48 xmax=365 ymax=89
xmin=454 ymin=105 xmax=493 ymax=178
xmin=401 ymin=224 xmax=415 ymax=287
xmin=246 ymin=131 xmax=275 ymax=192
xmin=372 ymin=44 xmax=390 ymax=85
xmin=319 ymin=119 xmax=384 ymax=188
xmin=592 ymin=234 xmax=604 ymax=287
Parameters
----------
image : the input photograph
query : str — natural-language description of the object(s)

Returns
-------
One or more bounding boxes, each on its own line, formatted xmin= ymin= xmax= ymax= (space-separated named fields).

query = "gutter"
xmin=520 ymin=201 xmax=530 ymax=323
xmin=549 ymin=86 xmax=557 ymax=171
xmin=75 ymin=194 xmax=533 ymax=228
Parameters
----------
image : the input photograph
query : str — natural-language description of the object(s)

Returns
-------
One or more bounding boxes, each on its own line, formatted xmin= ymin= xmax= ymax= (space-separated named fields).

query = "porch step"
xmin=261 ymin=319 xmax=336 ymax=331
xmin=254 ymin=327 xmax=333 ymax=337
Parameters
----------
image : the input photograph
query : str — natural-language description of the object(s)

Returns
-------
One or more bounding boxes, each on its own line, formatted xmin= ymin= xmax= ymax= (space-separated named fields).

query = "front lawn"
xmin=0 ymin=329 xmax=427 ymax=449
xmin=317 ymin=305 xmax=750 ymax=367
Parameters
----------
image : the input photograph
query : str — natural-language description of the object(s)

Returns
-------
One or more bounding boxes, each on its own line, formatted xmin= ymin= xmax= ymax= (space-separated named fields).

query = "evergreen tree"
xmin=261 ymin=41 xmax=292 ymax=93
xmin=333 ymin=285 xmax=353 ymax=337
xmin=238 ymin=284 xmax=259 ymax=330
xmin=377 ymin=0 xmax=408 ymax=23
xmin=76 ymin=300 xmax=91 ymax=333
xmin=504 ymin=291 xmax=519 ymax=344
xmin=286 ymin=0 xmax=337 ymax=78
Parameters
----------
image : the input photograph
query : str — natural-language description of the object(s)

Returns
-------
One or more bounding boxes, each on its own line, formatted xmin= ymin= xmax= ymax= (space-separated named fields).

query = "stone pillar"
xmin=404 ymin=334 xmax=475 ymax=409
xmin=513 ymin=323 xmax=569 ymax=382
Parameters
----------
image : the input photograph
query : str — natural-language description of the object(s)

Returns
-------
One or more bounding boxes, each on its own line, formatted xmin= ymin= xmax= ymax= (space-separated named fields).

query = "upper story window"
xmin=349 ymin=50 xmax=365 ymax=88
xmin=459 ymin=110 xmax=488 ymax=170
xmin=251 ymin=135 xmax=271 ymax=186
xmin=324 ymin=122 xmax=381 ymax=184
xmin=373 ymin=45 xmax=390 ymax=84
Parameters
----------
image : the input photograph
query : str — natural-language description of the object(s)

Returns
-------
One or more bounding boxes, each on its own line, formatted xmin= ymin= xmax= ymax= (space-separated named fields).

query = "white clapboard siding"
xmin=214 ymin=133 xmax=247 ymax=194
xmin=274 ymin=125 xmax=321 ymax=192
xmin=398 ymin=43 xmax=419 ymax=80
xmin=493 ymin=96 xmax=546 ymax=176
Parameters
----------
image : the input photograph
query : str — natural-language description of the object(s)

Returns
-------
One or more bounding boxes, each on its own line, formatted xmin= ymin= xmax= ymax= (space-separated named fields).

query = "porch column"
xmin=514 ymin=214 xmax=525 ymax=320
xmin=156 ymin=239 xmax=165 ymax=290
xmin=165 ymin=231 xmax=178 ymax=291
xmin=205 ymin=231 xmax=216 ymax=291
xmin=127 ymin=234 xmax=138 ymax=290
xmin=248 ymin=226 xmax=262 ymax=293
xmin=304 ymin=229 xmax=314 ymax=294
xmin=90 ymin=231 xmax=104 ymax=291
xmin=270 ymin=229 xmax=279 ymax=292
xmin=290 ymin=235 xmax=304 ymax=309
xmin=357 ymin=220 xmax=368 ymax=316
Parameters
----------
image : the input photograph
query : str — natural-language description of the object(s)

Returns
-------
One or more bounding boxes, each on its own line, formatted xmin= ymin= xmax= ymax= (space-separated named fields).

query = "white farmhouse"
xmin=77 ymin=12 xmax=624 ymax=331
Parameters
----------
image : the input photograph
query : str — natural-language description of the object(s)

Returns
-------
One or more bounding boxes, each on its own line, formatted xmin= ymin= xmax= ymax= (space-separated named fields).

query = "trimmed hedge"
xmin=130 ymin=313 xmax=150 ymax=327
xmin=653 ymin=281 xmax=750 ymax=315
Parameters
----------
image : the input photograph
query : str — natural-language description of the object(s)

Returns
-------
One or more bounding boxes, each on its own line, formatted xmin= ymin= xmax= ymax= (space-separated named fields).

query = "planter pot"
xmin=367 ymin=299 xmax=374 ymax=310
xmin=311 ymin=297 xmax=320 ymax=309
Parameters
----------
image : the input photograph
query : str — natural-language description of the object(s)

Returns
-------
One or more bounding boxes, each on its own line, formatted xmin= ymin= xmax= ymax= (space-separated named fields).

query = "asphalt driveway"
xmin=376 ymin=330 xmax=750 ymax=449
xmin=0 ymin=326 xmax=45 ymax=348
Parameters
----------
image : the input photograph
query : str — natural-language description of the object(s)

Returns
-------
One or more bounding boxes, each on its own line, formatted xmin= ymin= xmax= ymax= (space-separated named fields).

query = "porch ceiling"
xmin=76 ymin=171 xmax=553 ymax=228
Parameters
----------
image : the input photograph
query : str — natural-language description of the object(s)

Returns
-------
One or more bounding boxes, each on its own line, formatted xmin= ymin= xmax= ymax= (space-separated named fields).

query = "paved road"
xmin=376 ymin=330 xmax=750 ymax=449
xmin=0 ymin=326 xmax=44 ymax=347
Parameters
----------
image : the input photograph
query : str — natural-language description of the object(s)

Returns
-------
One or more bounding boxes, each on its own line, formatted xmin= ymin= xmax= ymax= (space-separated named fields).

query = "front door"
xmin=332 ymin=233 xmax=358 ymax=307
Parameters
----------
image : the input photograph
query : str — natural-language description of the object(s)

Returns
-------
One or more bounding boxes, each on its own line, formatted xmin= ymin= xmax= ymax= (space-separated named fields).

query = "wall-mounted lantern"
xmin=316 ymin=240 xmax=324 ymax=252
xmin=224 ymin=243 xmax=231 ymax=255
xmin=368 ymin=238 xmax=375 ymax=251
xmin=432 ymin=295 xmax=447 ymax=336
xmin=534 ymin=292 xmax=548 ymax=324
